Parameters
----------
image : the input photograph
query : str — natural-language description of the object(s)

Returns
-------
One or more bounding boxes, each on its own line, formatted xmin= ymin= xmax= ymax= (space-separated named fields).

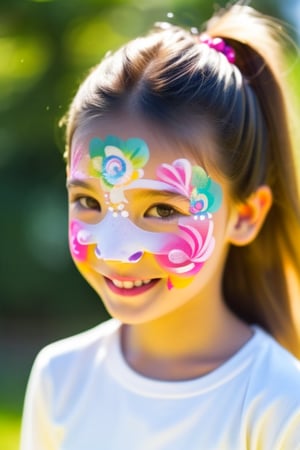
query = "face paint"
xmin=70 ymin=214 xmax=215 ymax=270
xmin=69 ymin=136 xmax=222 ymax=289
xmin=89 ymin=136 xmax=149 ymax=215
xmin=155 ymin=158 xmax=222 ymax=218
xmin=70 ymin=145 xmax=87 ymax=180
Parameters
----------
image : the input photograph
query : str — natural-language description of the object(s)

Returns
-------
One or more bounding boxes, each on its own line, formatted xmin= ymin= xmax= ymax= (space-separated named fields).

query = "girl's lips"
xmin=104 ymin=277 xmax=159 ymax=296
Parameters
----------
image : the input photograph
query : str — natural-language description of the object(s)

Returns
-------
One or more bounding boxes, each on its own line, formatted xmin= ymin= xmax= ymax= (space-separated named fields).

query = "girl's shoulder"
xmin=241 ymin=327 xmax=300 ymax=448
xmin=245 ymin=326 xmax=300 ymax=406
xmin=31 ymin=319 xmax=120 ymax=377
xmin=250 ymin=326 xmax=300 ymax=381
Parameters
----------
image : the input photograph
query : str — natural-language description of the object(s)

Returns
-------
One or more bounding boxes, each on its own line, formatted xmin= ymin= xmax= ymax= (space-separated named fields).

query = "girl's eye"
xmin=77 ymin=196 xmax=101 ymax=211
xmin=145 ymin=204 xmax=178 ymax=219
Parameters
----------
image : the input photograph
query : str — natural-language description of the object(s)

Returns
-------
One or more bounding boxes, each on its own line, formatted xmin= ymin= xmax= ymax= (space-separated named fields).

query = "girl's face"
xmin=67 ymin=117 xmax=235 ymax=324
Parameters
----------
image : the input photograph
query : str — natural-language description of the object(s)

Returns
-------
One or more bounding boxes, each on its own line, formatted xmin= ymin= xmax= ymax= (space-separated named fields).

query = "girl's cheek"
xmin=69 ymin=220 xmax=89 ymax=262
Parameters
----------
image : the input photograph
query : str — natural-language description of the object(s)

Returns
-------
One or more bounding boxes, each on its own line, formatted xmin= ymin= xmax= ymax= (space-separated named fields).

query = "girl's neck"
xmin=120 ymin=293 xmax=252 ymax=381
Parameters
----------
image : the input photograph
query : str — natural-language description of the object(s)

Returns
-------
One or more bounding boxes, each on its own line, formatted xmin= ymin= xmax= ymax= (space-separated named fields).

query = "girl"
xmin=21 ymin=3 xmax=300 ymax=449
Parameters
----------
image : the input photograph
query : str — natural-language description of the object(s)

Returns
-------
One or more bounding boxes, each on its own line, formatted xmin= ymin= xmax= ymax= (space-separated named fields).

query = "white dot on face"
xmin=121 ymin=210 xmax=129 ymax=218
xmin=117 ymin=204 xmax=125 ymax=211
xmin=113 ymin=212 xmax=118 ymax=218
xmin=77 ymin=230 xmax=91 ymax=243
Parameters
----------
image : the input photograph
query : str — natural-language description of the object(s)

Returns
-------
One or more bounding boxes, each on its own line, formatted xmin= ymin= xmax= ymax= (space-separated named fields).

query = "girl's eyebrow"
xmin=66 ymin=178 xmax=98 ymax=190
xmin=135 ymin=189 xmax=188 ymax=203
xmin=67 ymin=178 xmax=188 ymax=202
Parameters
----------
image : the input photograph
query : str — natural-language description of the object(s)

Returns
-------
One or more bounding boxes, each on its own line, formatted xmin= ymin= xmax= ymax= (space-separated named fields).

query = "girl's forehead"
xmin=69 ymin=117 xmax=215 ymax=176
xmin=71 ymin=143 xmax=180 ymax=180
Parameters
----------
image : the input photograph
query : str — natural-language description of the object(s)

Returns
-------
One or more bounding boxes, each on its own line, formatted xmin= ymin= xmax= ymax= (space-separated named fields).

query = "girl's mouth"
xmin=104 ymin=277 xmax=159 ymax=296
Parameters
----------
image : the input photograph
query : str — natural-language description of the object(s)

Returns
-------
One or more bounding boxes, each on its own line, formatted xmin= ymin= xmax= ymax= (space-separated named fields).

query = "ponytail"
xmin=206 ymin=4 xmax=300 ymax=354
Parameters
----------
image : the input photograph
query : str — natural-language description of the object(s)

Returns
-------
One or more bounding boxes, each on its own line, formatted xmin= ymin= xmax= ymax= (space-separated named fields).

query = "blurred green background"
xmin=0 ymin=0 xmax=299 ymax=448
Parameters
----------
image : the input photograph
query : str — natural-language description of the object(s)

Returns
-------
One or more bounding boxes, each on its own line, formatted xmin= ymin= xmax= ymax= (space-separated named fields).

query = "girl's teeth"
xmin=112 ymin=280 xmax=123 ymax=288
xmin=111 ymin=279 xmax=152 ymax=289
xmin=123 ymin=281 xmax=134 ymax=289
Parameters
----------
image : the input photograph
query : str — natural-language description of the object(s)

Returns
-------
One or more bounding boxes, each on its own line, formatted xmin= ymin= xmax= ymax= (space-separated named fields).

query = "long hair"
xmin=63 ymin=4 xmax=300 ymax=355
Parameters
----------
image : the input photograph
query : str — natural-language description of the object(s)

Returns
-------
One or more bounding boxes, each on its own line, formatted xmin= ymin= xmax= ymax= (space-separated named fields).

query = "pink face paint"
xmin=70 ymin=213 xmax=215 ymax=269
xmin=156 ymin=158 xmax=222 ymax=216
xmin=69 ymin=136 xmax=223 ymax=289
xmin=70 ymin=145 xmax=89 ymax=180
xmin=70 ymin=220 xmax=88 ymax=262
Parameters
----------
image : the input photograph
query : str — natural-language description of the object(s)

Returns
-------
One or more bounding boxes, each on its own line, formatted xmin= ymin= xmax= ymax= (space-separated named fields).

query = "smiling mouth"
xmin=111 ymin=278 xmax=152 ymax=289
xmin=104 ymin=277 xmax=159 ymax=295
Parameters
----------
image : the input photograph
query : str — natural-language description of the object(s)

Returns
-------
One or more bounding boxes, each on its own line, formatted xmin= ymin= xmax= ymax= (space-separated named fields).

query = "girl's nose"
xmin=94 ymin=244 xmax=144 ymax=263
xmin=75 ymin=213 xmax=166 ymax=263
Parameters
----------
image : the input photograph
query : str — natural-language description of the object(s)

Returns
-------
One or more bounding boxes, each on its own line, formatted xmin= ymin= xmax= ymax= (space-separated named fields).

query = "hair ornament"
xmin=199 ymin=34 xmax=236 ymax=64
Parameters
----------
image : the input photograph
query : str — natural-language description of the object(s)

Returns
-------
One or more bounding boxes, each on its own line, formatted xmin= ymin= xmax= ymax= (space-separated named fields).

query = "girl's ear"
xmin=228 ymin=186 xmax=272 ymax=246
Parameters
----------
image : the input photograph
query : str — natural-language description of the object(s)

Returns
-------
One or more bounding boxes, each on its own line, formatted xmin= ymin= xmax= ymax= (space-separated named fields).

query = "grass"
xmin=0 ymin=412 xmax=21 ymax=450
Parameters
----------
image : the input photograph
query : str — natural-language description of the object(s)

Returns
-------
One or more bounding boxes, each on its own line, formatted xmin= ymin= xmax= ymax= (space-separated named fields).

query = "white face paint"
xmin=68 ymin=135 xmax=222 ymax=289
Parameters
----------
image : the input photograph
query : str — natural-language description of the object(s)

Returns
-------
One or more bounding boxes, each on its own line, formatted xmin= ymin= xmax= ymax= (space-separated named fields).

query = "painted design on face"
xmin=70 ymin=215 xmax=172 ymax=264
xmin=156 ymin=158 xmax=222 ymax=218
xmin=89 ymin=136 xmax=149 ymax=216
xmin=70 ymin=211 xmax=215 ymax=265
xmin=69 ymin=136 xmax=223 ymax=290
xmin=156 ymin=220 xmax=215 ymax=275
xmin=70 ymin=220 xmax=88 ymax=262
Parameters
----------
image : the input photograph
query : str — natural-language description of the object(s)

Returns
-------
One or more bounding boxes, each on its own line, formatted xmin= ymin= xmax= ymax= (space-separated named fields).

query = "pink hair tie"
xmin=199 ymin=34 xmax=236 ymax=64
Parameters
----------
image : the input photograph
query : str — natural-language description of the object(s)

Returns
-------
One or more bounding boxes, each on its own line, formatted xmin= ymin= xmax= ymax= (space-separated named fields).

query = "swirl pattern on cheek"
xmin=69 ymin=220 xmax=89 ymax=262
xmin=155 ymin=219 xmax=215 ymax=275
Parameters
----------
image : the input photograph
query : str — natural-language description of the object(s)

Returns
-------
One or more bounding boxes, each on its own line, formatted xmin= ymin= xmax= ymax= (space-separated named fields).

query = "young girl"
xmin=21 ymin=3 xmax=300 ymax=449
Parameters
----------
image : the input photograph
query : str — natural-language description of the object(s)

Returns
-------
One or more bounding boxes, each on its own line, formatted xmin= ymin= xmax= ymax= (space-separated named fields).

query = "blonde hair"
xmin=63 ymin=4 xmax=300 ymax=355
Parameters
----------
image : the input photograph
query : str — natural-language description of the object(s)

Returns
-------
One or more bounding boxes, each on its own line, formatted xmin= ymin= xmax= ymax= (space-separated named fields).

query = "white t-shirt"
xmin=20 ymin=319 xmax=300 ymax=450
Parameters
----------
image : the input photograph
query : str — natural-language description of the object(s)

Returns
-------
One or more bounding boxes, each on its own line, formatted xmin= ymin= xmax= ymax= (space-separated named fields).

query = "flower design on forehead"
xmin=89 ymin=136 xmax=149 ymax=216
